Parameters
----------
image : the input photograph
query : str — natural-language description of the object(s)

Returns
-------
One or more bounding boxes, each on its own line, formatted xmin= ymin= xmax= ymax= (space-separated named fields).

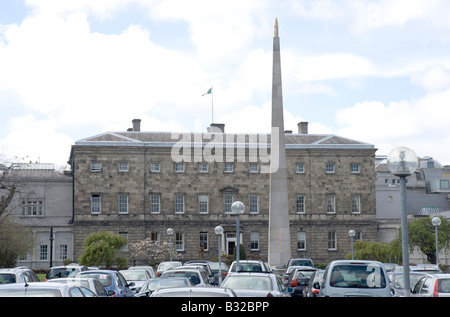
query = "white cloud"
xmin=410 ymin=64 xmax=450 ymax=92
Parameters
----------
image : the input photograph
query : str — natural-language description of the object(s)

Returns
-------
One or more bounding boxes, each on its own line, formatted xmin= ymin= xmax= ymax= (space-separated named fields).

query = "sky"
xmin=1 ymin=0 xmax=450 ymax=169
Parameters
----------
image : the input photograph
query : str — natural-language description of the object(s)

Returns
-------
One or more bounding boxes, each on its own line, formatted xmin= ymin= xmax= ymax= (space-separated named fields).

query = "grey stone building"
xmin=69 ymin=120 xmax=378 ymax=264
xmin=4 ymin=163 xmax=73 ymax=269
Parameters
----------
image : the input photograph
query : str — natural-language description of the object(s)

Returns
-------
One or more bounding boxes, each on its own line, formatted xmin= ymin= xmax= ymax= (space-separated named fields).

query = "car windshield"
xmin=120 ymin=271 xmax=147 ymax=281
xmin=208 ymin=262 xmax=228 ymax=270
xmin=0 ymin=274 xmax=16 ymax=284
xmin=330 ymin=263 xmax=387 ymax=288
xmin=47 ymin=268 xmax=78 ymax=279
xmin=161 ymin=271 xmax=201 ymax=285
xmin=290 ymin=259 xmax=313 ymax=266
xmin=80 ymin=273 xmax=112 ymax=287
xmin=144 ymin=278 xmax=191 ymax=292
xmin=393 ymin=274 xmax=425 ymax=289
xmin=231 ymin=263 xmax=263 ymax=272
xmin=438 ymin=279 xmax=450 ymax=293
xmin=222 ymin=276 xmax=272 ymax=290
xmin=158 ymin=262 xmax=181 ymax=271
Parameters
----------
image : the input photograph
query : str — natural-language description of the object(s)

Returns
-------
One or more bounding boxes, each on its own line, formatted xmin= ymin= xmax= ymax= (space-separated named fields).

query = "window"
xmin=297 ymin=232 xmax=306 ymax=250
xmin=150 ymin=194 xmax=160 ymax=214
xmin=175 ymin=232 xmax=184 ymax=251
xmin=326 ymin=163 xmax=335 ymax=173
xmin=150 ymin=162 xmax=160 ymax=173
xmin=249 ymin=163 xmax=258 ymax=173
xmin=198 ymin=194 xmax=208 ymax=214
xmin=249 ymin=195 xmax=259 ymax=213
xmin=91 ymin=162 xmax=101 ymax=172
xmin=350 ymin=164 xmax=360 ymax=173
xmin=296 ymin=195 xmax=305 ymax=214
xmin=59 ymin=245 xmax=68 ymax=260
xmin=250 ymin=232 xmax=260 ymax=251
xmin=118 ymin=194 xmax=128 ymax=214
xmin=200 ymin=232 xmax=208 ymax=251
xmin=326 ymin=195 xmax=336 ymax=214
xmin=224 ymin=163 xmax=234 ymax=173
xmin=352 ymin=195 xmax=361 ymax=214
xmin=175 ymin=194 xmax=184 ymax=214
xmin=223 ymin=194 xmax=234 ymax=213
xmin=198 ymin=163 xmax=208 ymax=173
xmin=40 ymin=245 xmax=48 ymax=261
xmin=174 ymin=162 xmax=184 ymax=173
xmin=295 ymin=163 xmax=304 ymax=173
xmin=118 ymin=162 xmax=128 ymax=172
xmin=328 ymin=231 xmax=337 ymax=250
xmin=91 ymin=194 xmax=101 ymax=214
xmin=22 ymin=200 xmax=43 ymax=216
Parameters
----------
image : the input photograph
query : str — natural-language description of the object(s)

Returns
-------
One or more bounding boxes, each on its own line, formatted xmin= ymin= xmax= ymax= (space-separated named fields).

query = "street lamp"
xmin=231 ymin=201 xmax=245 ymax=272
xmin=215 ymin=225 xmax=224 ymax=284
xmin=432 ymin=216 xmax=441 ymax=267
xmin=167 ymin=228 xmax=174 ymax=262
xmin=387 ymin=146 xmax=418 ymax=297
xmin=348 ymin=230 xmax=356 ymax=260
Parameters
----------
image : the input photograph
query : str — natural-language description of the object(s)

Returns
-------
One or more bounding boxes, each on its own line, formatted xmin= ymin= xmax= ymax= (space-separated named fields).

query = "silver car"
xmin=150 ymin=286 xmax=236 ymax=297
xmin=46 ymin=277 xmax=112 ymax=296
xmin=220 ymin=272 xmax=291 ymax=297
xmin=160 ymin=268 xmax=213 ymax=286
xmin=318 ymin=260 xmax=391 ymax=297
xmin=411 ymin=274 xmax=450 ymax=297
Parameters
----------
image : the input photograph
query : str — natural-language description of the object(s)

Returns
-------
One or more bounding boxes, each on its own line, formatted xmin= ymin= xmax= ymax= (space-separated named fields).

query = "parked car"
xmin=182 ymin=261 xmax=214 ymax=282
xmin=47 ymin=277 xmax=113 ymax=297
xmin=286 ymin=267 xmax=319 ymax=297
xmin=150 ymin=286 xmax=237 ymax=297
xmin=119 ymin=269 xmax=152 ymax=293
xmin=303 ymin=270 xmax=324 ymax=297
xmin=208 ymin=262 xmax=229 ymax=285
xmin=286 ymin=258 xmax=314 ymax=268
xmin=411 ymin=274 xmax=450 ymax=297
xmin=382 ymin=263 xmax=398 ymax=272
xmin=220 ymin=272 xmax=290 ymax=297
xmin=392 ymin=264 xmax=441 ymax=274
xmin=0 ymin=267 xmax=41 ymax=284
xmin=318 ymin=260 xmax=391 ymax=297
xmin=76 ymin=270 xmax=134 ymax=297
xmin=156 ymin=261 xmax=182 ymax=276
xmin=160 ymin=268 xmax=213 ymax=286
xmin=282 ymin=265 xmax=315 ymax=285
xmin=134 ymin=277 xmax=194 ymax=297
xmin=228 ymin=260 xmax=272 ymax=273
xmin=389 ymin=272 xmax=428 ymax=297
xmin=128 ymin=265 xmax=156 ymax=278
xmin=0 ymin=282 xmax=96 ymax=297
xmin=45 ymin=264 xmax=88 ymax=281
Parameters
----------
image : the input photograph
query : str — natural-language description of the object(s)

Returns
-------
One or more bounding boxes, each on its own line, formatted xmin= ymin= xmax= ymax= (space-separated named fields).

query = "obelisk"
xmin=268 ymin=19 xmax=291 ymax=267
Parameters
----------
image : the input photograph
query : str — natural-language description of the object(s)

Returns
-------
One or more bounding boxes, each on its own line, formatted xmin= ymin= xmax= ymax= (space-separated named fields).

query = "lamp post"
xmin=215 ymin=225 xmax=224 ymax=284
xmin=231 ymin=201 xmax=245 ymax=272
xmin=348 ymin=230 xmax=355 ymax=260
xmin=387 ymin=146 xmax=418 ymax=297
xmin=167 ymin=228 xmax=174 ymax=262
xmin=432 ymin=216 xmax=441 ymax=267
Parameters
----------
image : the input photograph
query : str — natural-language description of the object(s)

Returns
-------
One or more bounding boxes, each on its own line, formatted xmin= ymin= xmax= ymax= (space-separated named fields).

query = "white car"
xmin=220 ymin=272 xmax=290 ymax=297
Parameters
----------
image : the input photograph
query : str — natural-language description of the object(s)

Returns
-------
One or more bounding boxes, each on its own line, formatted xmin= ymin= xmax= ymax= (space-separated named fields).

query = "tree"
xmin=407 ymin=216 xmax=450 ymax=264
xmin=78 ymin=231 xmax=127 ymax=267
xmin=130 ymin=238 xmax=175 ymax=266
xmin=345 ymin=240 xmax=396 ymax=263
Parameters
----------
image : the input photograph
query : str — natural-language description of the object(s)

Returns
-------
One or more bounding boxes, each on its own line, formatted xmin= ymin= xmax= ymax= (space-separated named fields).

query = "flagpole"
xmin=211 ymin=85 xmax=214 ymax=123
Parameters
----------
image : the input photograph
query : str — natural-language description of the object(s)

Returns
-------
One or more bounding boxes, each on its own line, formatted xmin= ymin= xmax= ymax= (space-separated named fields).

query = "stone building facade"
xmin=69 ymin=120 xmax=378 ymax=265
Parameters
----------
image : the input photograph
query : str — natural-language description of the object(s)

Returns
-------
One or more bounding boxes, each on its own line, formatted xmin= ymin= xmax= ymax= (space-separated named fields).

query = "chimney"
xmin=132 ymin=119 xmax=141 ymax=132
xmin=298 ymin=121 xmax=308 ymax=134
xmin=209 ymin=123 xmax=225 ymax=133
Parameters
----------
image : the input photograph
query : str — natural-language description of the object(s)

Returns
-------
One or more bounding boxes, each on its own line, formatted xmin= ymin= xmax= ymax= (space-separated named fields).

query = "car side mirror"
xmin=128 ymin=282 xmax=135 ymax=287
xmin=313 ymin=282 xmax=320 ymax=289
xmin=108 ymin=290 xmax=116 ymax=297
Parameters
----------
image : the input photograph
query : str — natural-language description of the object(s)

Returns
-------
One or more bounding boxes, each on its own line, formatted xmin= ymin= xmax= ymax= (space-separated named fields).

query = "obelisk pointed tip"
xmin=274 ymin=18 xmax=278 ymax=37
